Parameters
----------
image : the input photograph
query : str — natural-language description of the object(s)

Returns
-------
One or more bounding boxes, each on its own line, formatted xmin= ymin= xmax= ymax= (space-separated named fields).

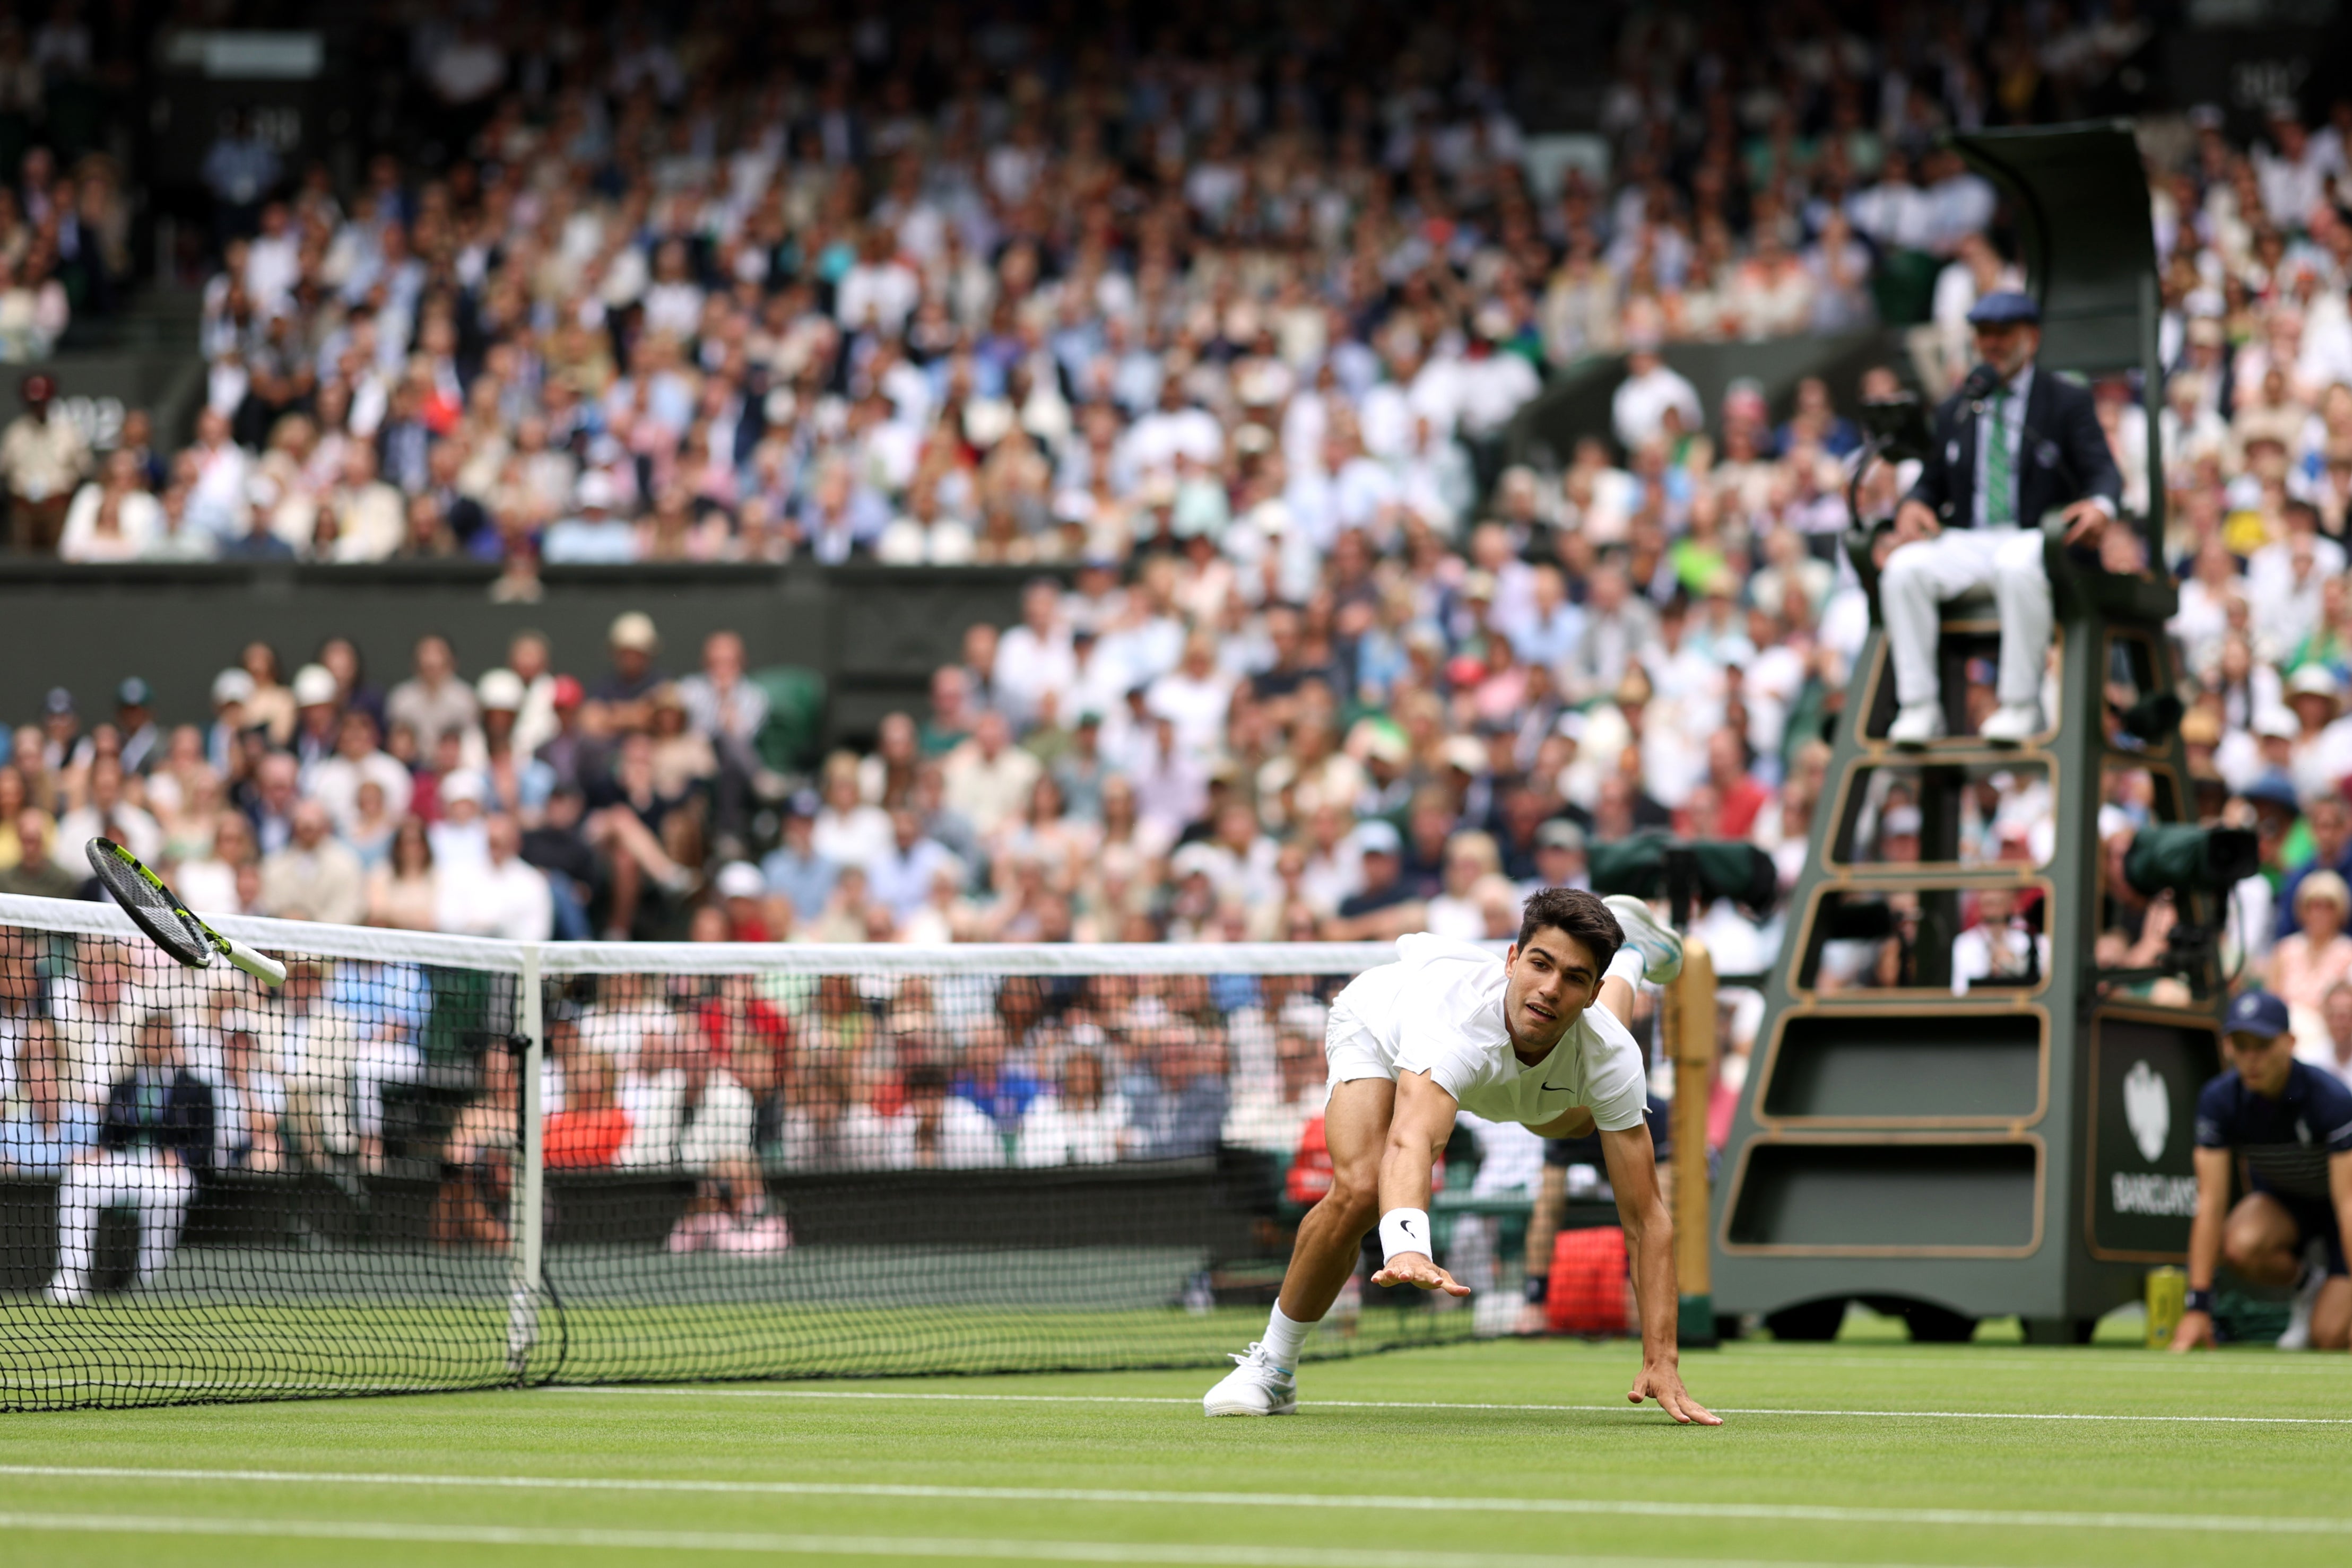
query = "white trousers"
xmin=1880 ymin=525 xmax=2050 ymax=709
xmin=50 ymin=1151 xmax=194 ymax=1294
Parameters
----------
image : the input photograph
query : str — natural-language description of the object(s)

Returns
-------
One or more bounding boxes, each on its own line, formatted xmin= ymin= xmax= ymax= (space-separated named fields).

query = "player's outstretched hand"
xmin=2169 ymin=1310 xmax=2216 ymax=1353
xmin=1370 ymin=1252 xmax=1472 ymax=1296
xmin=1629 ymin=1360 xmax=1722 ymax=1426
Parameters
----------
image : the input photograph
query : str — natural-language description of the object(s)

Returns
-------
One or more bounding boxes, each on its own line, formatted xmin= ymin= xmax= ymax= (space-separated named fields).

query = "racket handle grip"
xmin=221 ymin=936 xmax=288 ymax=987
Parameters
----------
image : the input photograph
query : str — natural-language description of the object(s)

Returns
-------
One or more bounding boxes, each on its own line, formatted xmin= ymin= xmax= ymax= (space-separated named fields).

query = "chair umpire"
xmin=1881 ymin=290 xmax=2124 ymax=746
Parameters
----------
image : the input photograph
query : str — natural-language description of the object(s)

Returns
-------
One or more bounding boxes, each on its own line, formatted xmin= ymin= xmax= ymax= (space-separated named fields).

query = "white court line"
xmin=551 ymin=1385 xmax=2352 ymax=1425
xmin=1695 ymin=1353 xmax=2352 ymax=1377
xmin=0 ymin=1512 xmax=1955 ymax=1567
xmin=0 ymin=1464 xmax=2339 ymax=1537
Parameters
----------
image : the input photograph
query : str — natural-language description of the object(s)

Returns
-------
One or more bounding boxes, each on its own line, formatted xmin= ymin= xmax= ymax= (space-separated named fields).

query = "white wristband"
xmin=1605 ymin=946 xmax=1646 ymax=987
xmin=1378 ymin=1207 xmax=1433 ymax=1264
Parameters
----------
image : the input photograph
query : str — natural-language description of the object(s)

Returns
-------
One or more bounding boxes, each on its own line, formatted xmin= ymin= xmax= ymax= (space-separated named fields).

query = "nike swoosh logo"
xmin=1399 ymin=1219 xmax=1416 ymax=1235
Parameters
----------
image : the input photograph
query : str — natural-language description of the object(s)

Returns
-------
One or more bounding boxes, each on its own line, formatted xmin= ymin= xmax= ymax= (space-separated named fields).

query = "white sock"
xmin=1262 ymin=1303 xmax=1311 ymax=1369
xmin=1606 ymin=946 xmax=1647 ymax=987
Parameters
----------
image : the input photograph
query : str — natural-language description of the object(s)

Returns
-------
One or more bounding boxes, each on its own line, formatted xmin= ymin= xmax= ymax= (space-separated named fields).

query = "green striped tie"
xmin=1985 ymin=388 xmax=2015 ymax=526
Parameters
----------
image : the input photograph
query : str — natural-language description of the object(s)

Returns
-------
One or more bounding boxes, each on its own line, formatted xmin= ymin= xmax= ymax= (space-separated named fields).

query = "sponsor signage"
xmin=2089 ymin=1017 xmax=2220 ymax=1256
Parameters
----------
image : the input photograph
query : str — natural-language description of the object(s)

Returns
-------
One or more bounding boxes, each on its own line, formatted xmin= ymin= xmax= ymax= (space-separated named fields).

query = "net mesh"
xmin=0 ymin=895 xmax=1473 ymax=1410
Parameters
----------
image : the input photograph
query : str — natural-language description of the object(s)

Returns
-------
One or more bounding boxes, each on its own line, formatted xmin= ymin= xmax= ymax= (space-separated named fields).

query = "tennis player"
xmin=1204 ymin=887 xmax=1717 ymax=1424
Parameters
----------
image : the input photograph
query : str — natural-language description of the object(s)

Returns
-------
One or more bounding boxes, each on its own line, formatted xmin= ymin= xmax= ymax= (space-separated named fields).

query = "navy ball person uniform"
xmin=2195 ymin=1059 xmax=2352 ymax=1275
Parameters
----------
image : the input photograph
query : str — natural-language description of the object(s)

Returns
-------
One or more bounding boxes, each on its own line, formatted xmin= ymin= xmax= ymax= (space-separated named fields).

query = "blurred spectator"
xmin=435 ymin=813 xmax=553 ymax=941
xmin=543 ymin=1053 xmax=630 ymax=1170
xmin=0 ymin=805 xmax=76 ymax=897
xmin=1 ymin=372 xmax=84 ymax=552
xmin=1017 ymin=1049 xmax=1130 ymax=1167
xmin=258 ymin=799 xmax=365 ymax=925
xmin=844 ymin=1056 xmax=1002 ymax=1170
xmin=46 ymin=1012 xmax=210 ymax=1305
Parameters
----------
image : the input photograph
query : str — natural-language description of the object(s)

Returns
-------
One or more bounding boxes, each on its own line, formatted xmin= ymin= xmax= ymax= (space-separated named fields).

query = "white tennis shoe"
xmin=1604 ymin=895 xmax=1684 ymax=986
xmin=2279 ymin=1240 xmax=2328 ymax=1350
xmin=1202 ymin=1342 xmax=1297 ymax=1416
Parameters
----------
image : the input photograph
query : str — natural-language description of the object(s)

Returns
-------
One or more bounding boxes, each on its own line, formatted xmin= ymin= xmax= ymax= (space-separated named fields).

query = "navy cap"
xmin=786 ymin=789 xmax=821 ymax=820
xmin=42 ymin=686 xmax=72 ymax=716
xmin=1967 ymin=290 xmax=2041 ymax=326
xmin=116 ymin=677 xmax=150 ymax=707
xmin=2226 ymin=989 xmax=2291 ymax=1040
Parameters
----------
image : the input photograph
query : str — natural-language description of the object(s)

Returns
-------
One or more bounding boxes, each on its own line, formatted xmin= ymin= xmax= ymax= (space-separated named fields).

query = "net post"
xmin=508 ymin=940 xmax=546 ymax=1381
xmin=1665 ymin=936 xmax=1717 ymax=1348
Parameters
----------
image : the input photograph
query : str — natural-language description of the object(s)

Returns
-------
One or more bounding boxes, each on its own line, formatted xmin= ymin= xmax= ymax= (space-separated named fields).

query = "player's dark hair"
xmin=1517 ymin=886 xmax=1622 ymax=973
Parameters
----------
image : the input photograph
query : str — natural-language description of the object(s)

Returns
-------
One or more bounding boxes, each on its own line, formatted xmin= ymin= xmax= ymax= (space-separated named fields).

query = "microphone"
xmin=1958 ymin=362 xmax=2002 ymax=408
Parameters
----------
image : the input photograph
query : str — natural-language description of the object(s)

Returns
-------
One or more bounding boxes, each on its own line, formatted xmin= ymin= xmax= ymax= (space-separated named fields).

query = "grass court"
xmin=0 ymin=1330 xmax=2345 ymax=1566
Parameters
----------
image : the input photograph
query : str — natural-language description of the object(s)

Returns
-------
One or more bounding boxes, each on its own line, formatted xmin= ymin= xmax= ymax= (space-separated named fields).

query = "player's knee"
xmin=1323 ymin=1166 xmax=1380 ymax=1225
xmin=1882 ymin=551 xmax=1923 ymax=588
xmin=2220 ymin=1225 xmax=2264 ymax=1271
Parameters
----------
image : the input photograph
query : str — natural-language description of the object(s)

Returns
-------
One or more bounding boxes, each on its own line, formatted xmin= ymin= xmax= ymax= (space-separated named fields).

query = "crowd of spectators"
xmin=3 ymin=3 xmax=2042 ymax=568
xmin=15 ymin=0 xmax=2352 ymax=1217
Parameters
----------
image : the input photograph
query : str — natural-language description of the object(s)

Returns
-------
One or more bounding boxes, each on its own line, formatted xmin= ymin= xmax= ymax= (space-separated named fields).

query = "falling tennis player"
xmin=1204 ymin=887 xmax=1719 ymax=1425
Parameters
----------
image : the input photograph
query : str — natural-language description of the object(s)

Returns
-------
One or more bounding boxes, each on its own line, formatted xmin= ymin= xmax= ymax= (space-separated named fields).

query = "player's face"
xmin=2227 ymin=1030 xmax=2295 ymax=1097
xmin=1503 ymin=929 xmax=1602 ymax=1053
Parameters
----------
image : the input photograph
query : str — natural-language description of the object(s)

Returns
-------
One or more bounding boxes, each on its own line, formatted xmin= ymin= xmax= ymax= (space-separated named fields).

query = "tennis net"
xmin=0 ymin=894 xmax=1474 ymax=1410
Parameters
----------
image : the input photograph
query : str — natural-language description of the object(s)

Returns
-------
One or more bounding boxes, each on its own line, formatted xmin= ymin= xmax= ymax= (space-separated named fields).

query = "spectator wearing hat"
xmin=204 ymin=667 xmax=256 ymax=774
xmin=532 ymin=675 xmax=595 ymax=797
xmin=288 ymin=663 xmax=344 ymax=773
xmin=1330 ymin=818 xmax=1420 ymax=938
xmin=1882 ymin=289 xmax=2124 ymax=746
xmin=435 ymin=813 xmax=553 ymax=941
xmin=0 ymin=372 xmax=88 ymax=553
xmin=543 ymin=472 xmax=635 ymax=564
xmin=585 ymin=612 xmax=665 ymax=737
xmin=112 ymin=678 xmax=159 ymax=776
xmin=760 ymin=791 xmax=836 ymax=931
xmin=2282 ymin=666 xmax=2352 ymax=800
xmin=2175 ymin=988 xmax=2352 ymax=1353
xmin=2271 ymin=870 xmax=2352 ymax=1035
xmin=37 ymin=685 xmax=89 ymax=777
xmin=1524 ymin=818 xmax=1590 ymax=900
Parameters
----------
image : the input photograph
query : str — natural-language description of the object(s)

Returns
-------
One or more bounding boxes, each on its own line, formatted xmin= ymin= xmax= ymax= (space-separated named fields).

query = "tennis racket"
xmin=84 ymin=837 xmax=287 ymax=987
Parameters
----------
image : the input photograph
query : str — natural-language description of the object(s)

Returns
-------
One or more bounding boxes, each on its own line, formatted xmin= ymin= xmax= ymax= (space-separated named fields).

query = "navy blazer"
xmin=1904 ymin=365 xmax=2124 ymax=529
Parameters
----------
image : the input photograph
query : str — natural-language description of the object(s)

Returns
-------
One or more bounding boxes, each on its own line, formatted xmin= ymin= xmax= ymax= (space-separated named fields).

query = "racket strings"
xmin=84 ymin=840 xmax=214 ymax=968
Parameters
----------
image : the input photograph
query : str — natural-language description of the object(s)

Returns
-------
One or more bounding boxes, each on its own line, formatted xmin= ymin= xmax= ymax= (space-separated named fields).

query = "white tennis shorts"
xmin=1324 ymin=1000 xmax=1395 ymax=1094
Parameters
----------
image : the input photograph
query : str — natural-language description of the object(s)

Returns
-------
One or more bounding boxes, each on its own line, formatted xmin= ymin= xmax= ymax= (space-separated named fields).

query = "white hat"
xmin=291 ymin=664 xmax=339 ymax=707
xmin=2287 ymin=666 xmax=2341 ymax=707
xmin=609 ymin=611 xmax=659 ymax=652
xmin=476 ymin=668 xmax=526 ymax=712
xmin=575 ymin=471 xmax=619 ymax=510
xmin=439 ymin=772 xmax=487 ymax=806
xmin=1169 ymin=843 xmax=1225 ymax=880
xmin=211 ymin=668 xmax=256 ymax=706
xmin=714 ymin=861 xmax=766 ymax=901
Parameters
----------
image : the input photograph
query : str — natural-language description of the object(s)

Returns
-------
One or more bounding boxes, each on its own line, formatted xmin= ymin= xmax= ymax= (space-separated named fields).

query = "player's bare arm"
xmin=2170 ymin=1145 xmax=2233 ymax=1351
xmin=1369 ymin=1070 xmax=1469 ymax=1295
xmin=1600 ymin=1121 xmax=1720 ymax=1424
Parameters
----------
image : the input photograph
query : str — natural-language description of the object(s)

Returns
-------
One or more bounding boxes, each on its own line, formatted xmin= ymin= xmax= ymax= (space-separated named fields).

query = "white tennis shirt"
xmin=1330 ymin=933 xmax=1651 ymax=1131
